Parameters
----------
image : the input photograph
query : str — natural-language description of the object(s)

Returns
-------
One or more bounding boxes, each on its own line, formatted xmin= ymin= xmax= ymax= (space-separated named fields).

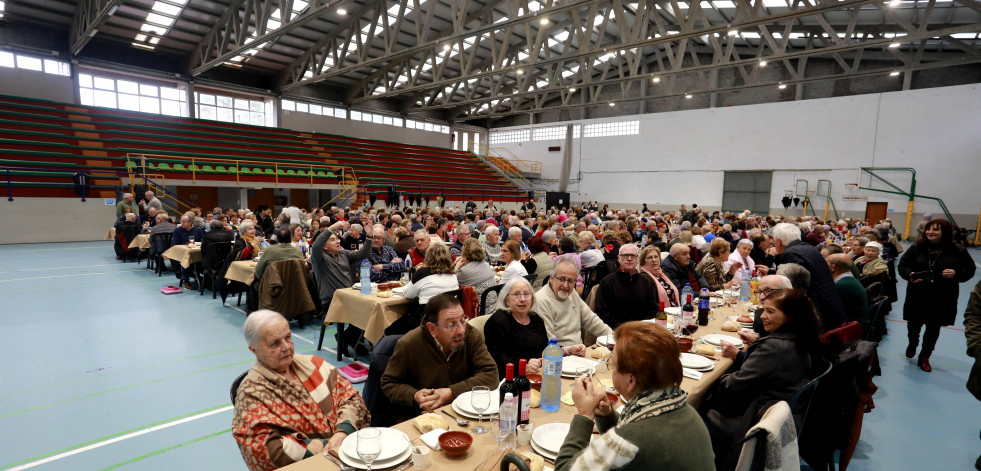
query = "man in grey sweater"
xmin=310 ymin=224 xmax=373 ymax=307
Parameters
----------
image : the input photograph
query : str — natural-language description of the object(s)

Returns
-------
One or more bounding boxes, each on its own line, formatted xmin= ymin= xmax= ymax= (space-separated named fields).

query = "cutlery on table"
xmin=322 ymin=451 xmax=355 ymax=471
xmin=441 ymin=409 xmax=469 ymax=427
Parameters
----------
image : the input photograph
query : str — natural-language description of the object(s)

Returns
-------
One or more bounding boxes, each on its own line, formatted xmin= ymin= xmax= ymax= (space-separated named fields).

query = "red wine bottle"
xmin=499 ymin=363 xmax=518 ymax=408
xmin=515 ymin=359 xmax=532 ymax=425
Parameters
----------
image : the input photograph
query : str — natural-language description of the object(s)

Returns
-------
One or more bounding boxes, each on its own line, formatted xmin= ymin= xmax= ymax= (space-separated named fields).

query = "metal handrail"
xmin=125 ymin=153 xmax=357 ymax=187
xmin=487 ymin=147 xmax=542 ymax=174
xmin=0 ymin=165 xmax=163 ymax=202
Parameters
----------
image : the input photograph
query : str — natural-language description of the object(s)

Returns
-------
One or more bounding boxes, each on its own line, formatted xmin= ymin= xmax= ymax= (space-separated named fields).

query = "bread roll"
xmin=411 ymin=413 xmax=447 ymax=433
xmin=721 ymin=320 xmax=740 ymax=332
xmin=590 ymin=346 xmax=611 ymax=359
xmin=376 ymin=290 xmax=393 ymax=298
xmin=529 ymin=389 xmax=541 ymax=408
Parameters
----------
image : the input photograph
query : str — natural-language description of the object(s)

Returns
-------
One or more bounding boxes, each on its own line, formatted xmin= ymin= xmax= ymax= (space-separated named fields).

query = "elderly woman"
xmin=455 ymin=238 xmax=498 ymax=300
xmin=404 ymin=242 xmax=459 ymax=305
xmin=728 ymin=238 xmax=765 ymax=282
xmin=577 ymin=231 xmax=604 ymax=268
xmin=483 ymin=278 xmax=561 ymax=379
xmin=483 ymin=226 xmax=503 ymax=264
xmin=847 ymin=236 xmax=869 ymax=262
xmin=695 ymin=238 xmax=739 ymax=291
xmin=703 ymin=290 xmax=820 ymax=464
xmin=640 ymin=246 xmax=680 ymax=308
xmin=499 ymin=240 xmax=529 ymax=285
xmin=232 ymin=310 xmax=370 ymax=471
xmin=854 ymin=241 xmax=888 ymax=276
xmin=556 ymin=322 xmax=715 ymax=471
xmin=520 ymin=236 xmax=553 ymax=289
xmin=287 ymin=223 xmax=309 ymax=256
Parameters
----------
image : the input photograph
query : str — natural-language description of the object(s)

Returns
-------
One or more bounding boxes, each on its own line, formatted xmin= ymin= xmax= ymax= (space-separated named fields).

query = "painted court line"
xmin=0 ymin=270 xmax=143 ymax=283
xmin=14 ymin=263 xmax=127 ymax=272
xmin=885 ymin=318 xmax=965 ymax=332
xmin=5 ymin=406 xmax=234 ymax=471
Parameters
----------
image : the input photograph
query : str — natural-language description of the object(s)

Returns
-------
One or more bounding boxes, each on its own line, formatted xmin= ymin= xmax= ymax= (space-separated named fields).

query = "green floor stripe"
xmin=0 ymin=405 xmax=233 ymax=469
xmin=97 ymin=429 xmax=231 ymax=471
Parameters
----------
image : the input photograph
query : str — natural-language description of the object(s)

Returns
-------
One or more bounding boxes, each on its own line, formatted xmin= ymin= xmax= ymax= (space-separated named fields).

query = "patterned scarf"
xmin=618 ymin=387 xmax=688 ymax=425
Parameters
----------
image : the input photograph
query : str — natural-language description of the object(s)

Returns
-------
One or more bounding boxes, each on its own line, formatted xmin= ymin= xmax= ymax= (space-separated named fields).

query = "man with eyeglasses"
xmin=366 ymin=225 xmax=406 ymax=283
xmin=536 ymin=258 xmax=612 ymax=347
xmin=594 ymin=244 xmax=659 ymax=329
xmin=381 ymin=293 xmax=498 ymax=420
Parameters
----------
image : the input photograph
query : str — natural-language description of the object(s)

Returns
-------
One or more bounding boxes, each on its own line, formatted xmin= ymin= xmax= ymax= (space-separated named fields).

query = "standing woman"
xmin=898 ymin=218 xmax=976 ymax=372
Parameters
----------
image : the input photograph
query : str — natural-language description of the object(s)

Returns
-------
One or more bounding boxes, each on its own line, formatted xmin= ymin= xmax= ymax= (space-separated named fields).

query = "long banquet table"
xmin=323 ymin=287 xmax=414 ymax=360
xmin=283 ymin=300 xmax=753 ymax=471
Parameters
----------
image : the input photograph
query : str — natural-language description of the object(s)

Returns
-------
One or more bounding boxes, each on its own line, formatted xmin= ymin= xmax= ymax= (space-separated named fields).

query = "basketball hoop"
xmin=842 ymin=183 xmax=867 ymax=202
xmin=844 ymin=183 xmax=859 ymax=193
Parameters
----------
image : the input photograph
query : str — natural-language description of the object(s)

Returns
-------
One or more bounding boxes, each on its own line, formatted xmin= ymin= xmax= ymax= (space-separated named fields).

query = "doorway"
xmin=865 ymin=202 xmax=888 ymax=223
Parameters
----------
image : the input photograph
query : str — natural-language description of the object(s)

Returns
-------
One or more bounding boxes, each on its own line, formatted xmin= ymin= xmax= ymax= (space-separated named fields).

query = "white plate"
xmin=530 ymin=436 xmax=558 ymax=462
xmin=596 ymin=334 xmax=615 ymax=347
xmin=642 ymin=319 xmax=675 ymax=331
xmin=680 ymin=353 xmax=715 ymax=370
xmin=701 ymin=334 xmax=744 ymax=347
xmin=338 ymin=441 xmax=411 ymax=470
xmin=340 ymin=428 xmax=409 ymax=463
xmin=451 ymin=401 xmax=498 ymax=420
xmin=452 ymin=390 xmax=500 ymax=417
xmin=392 ymin=287 xmax=405 ymax=295
xmin=664 ymin=306 xmax=681 ymax=316
xmin=532 ymin=422 xmax=570 ymax=455
xmin=352 ymin=282 xmax=378 ymax=290
xmin=561 ymin=356 xmax=598 ymax=376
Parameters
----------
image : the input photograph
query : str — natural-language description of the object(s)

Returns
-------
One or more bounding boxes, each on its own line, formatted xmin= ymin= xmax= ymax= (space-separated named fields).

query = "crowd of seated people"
xmin=112 ymin=194 xmax=976 ymax=470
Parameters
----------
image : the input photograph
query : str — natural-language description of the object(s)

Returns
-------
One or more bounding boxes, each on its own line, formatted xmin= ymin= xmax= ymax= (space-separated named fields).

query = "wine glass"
xmin=188 ymin=236 xmax=195 ymax=246
xmin=356 ymin=428 xmax=382 ymax=471
xmin=470 ymin=386 xmax=490 ymax=434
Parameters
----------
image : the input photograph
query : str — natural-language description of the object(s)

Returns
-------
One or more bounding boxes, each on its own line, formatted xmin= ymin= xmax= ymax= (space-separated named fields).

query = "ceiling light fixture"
xmin=759 ymin=60 xmax=767 ymax=67
xmin=442 ymin=44 xmax=450 ymax=51
xmin=778 ymin=83 xmax=787 ymax=89
xmin=337 ymin=8 xmax=347 ymax=15
xmin=516 ymin=69 xmax=524 ymax=75
xmin=685 ymin=93 xmax=693 ymax=99
xmin=728 ymin=29 xmax=738 ymax=36
xmin=889 ymin=42 xmax=900 ymax=48
xmin=608 ymin=102 xmax=615 ymax=107
xmin=890 ymin=70 xmax=900 ymax=76
xmin=569 ymin=87 xmax=576 ymax=92
xmin=652 ymin=76 xmax=661 ymax=83
xmin=108 ymin=5 xmax=119 ymax=16
xmin=540 ymin=18 xmax=549 ymax=25
xmin=889 ymin=0 xmax=900 ymax=5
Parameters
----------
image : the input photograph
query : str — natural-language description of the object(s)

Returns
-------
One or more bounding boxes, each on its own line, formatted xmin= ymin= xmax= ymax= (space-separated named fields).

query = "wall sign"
xmin=105 ymin=198 xmax=116 ymax=205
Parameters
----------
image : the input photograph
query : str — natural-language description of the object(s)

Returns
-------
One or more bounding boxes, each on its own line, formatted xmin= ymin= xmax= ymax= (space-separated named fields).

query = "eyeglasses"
xmin=371 ymin=235 xmax=385 ymax=240
xmin=553 ymin=276 xmax=576 ymax=286
xmin=433 ymin=318 xmax=466 ymax=331
xmin=619 ymin=254 xmax=639 ymax=259
xmin=759 ymin=288 xmax=783 ymax=298
xmin=509 ymin=292 xmax=533 ymax=299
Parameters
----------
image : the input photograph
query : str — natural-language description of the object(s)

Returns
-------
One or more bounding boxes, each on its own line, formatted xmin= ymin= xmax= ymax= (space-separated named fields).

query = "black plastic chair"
xmin=230 ymin=370 xmax=248 ymax=406
xmin=364 ymin=334 xmax=404 ymax=427
xmin=580 ymin=266 xmax=598 ymax=298
xmin=790 ymin=358 xmax=833 ymax=441
xmin=200 ymin=241 xmax=234 ymax=297
xmin=724 ymin=427 xmax=769 ymax=471
xmin=523 ymin=273 xmax=537 ymax=285
xmin=864 ymin=281 xmax=882 ymax=300
xmin=148 ymin=233 xmax=173 ymax=277
xmin=865 ymin=295 xmax=889 ymax=341
xmin=540 ymin=275 xmax=550 ymax=286
xmin=480 ymin=284 xmax=505 ymax=316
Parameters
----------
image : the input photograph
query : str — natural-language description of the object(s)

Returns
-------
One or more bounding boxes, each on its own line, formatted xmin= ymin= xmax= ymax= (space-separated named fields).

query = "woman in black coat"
xmin=898 ymin=218 xmax=976 ymax=372
xmin=702 ymin=289 xmax=820 ymax=466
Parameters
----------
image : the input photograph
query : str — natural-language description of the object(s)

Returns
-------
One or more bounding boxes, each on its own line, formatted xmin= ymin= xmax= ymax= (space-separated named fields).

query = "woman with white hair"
xmin=483 ymin=278 xmax=586 ymax=379
xmin=727 ymin=238 xmax=763 ymax=282
xmin=232 ymin=310 xmax=370 ymax=471
xmin=855 ymin=241 xmax=888 ymax=276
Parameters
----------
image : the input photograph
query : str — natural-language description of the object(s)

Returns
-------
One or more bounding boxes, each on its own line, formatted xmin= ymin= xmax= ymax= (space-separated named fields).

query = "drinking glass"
xmin=188 ymin=236 xmax=195 ymax=245
xmin=575 ymin=366 xmax=593 ymax=381
xmin=491 ymin=418 xmax=514 ymax=450
xmin=470 ymin=386 xmax=490 ymax=434
xmin=356 ymin=428 xmax=382 ymax=471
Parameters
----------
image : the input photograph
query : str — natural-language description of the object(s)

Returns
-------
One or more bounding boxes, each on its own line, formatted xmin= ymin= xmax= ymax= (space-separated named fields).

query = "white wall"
xmin=1 ymin=197 xmax=116 ymax=244
xmin=0 ymin=67 xmax=75 ymax=103
xmin=492 ymin=84 xmax=981 ymax=232
xmin=281 ymin=111 xmax=452 ymax=149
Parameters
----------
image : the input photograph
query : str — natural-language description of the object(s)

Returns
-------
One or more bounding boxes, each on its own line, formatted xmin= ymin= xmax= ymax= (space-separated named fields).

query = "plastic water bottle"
xmin=541 ymin=339 xmax=563 ymax=412
xmin=360 ymin=259 xmax=371 ymax=295
xmin=739 ymin=268 xmax=751 ymax=302
xmin=681 ymin=283 xmax=693 ymax=309
xmin=499 ymin=392 xmax=518 ymax=448
xmin=641 ymin=233 xmax=648 ymax=247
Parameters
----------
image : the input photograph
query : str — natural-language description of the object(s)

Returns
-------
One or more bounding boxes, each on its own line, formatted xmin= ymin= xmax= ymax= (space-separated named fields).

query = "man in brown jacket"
xmin=381 ymin=293 xmax=498 ymax=419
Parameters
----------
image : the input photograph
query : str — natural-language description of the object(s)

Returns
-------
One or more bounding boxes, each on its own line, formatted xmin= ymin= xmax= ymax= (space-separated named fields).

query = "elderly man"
xmin=381 ymin=294 xmax=498 ymax=420
xmin=256 ymin=205 xmax=275 ymax=236
xmin=406 ymin=229 xmax=430 ymax=267
xmin=149 ymin=212 xmax=175 ymax=235
xmin=310 ymin=224 xmax=373 ymax=308
xmin=483 ymin=226 xmax=503 ymax=264
xmin=827 ymin=254 xmax=870 ymax=330
xmin=367 ymin=224 xmax=406 ymax=282
xmin=232 ymin=310 xmax=370 ymax=471
xmin=805 ymin=224 xmax=828 ymax=246
xmin=115 ymin=192 xmax=139 ymax=218
xmin=662 ymin=244 xmax=710 ymax=293
xmin=507 ymin=226 xmax=528 ymax=252
xmin=169 ymin=214 xmax=205 ymax=289
xmin=142 ymin=191 xmax=162 ymax=212
xmin=449 ymin=224 xmax=471 ymax=259
xmin=535 ymin=258 xmax=612 ymax=346
xmin=253 ymin=227 xmax=304 ymax=282
xmin=140 ymin=206 xmax=158 ymax=228
xmin=594 ymin=244 xmax=658 ymax=329
xmin=771 ymin=222 xmax=847 ymax=330
xmin=114 ymin=213 xmax=142 ymax=259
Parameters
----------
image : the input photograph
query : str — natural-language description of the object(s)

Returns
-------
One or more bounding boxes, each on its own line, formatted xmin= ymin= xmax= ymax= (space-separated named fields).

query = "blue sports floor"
xmin=0 ymin=241 xmax=978 ymax=470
